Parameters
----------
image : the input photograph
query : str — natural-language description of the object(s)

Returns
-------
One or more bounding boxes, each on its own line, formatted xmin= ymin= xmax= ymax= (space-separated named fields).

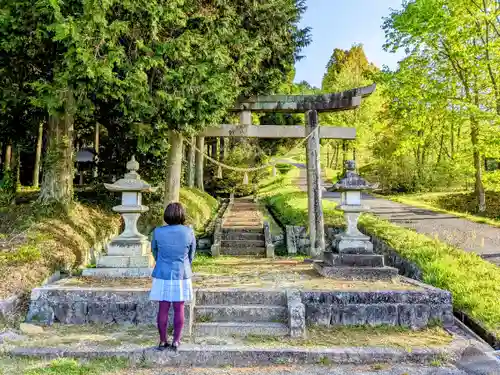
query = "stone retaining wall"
xmin=26 ymin=282 xmax=453 ymax=332
xmin=26 ymin=287 xmax=194 ymax=335
xmin=197 ymin=198 xmax=229 ymax=253
xmin=301 ymin=280 xmax=454 ymax=329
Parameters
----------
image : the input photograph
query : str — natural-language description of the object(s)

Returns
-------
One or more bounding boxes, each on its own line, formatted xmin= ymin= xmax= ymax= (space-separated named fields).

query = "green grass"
xmin=242 ymin=325 xmax=452 ymax=349
xmin=387 ymin=191 xmax=500 ymax=228
xmin=260 ymin=170 xmax=500 ymax=338
xmin=0 ymin=202 xmax=120 ymax=302
xmin=0 ymin=357 xmax=130 ymax=375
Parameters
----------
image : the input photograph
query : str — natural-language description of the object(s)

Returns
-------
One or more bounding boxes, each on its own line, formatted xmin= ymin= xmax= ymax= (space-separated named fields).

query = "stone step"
xmin=196 ymin=290 xmax=286 ymax=306
xmin=229 ymin=204 xmax=258 ymax=208
xmin=194 ymin=322 xmax=288 ymax=337
xmin=224 ymin=217 xmax=261 ymax=222
xmin=314 ymin=263 xmax=399 ymax=281
xmin=7 ymin=344 xmax=464 ymax=367
xmin=194 ymin=305 xmax=287 ymax=323
xmin=225 ymin=213 xmax=261 ymax=218
xmin=223 ymin=223 xmax=263 ymax=228
xmin=222 ymin=227 xmax=263 ymax=233
xmin=324 ymin=252 xmax=385 ymax=267
xmin=221 ymin=240 xmax=266 ymax=248
xmin=234 ymin=198 xmax=254 ymax=203
xmin=221 ymin=232 xmax=264 ymax=241
xmin=96 ymin=255 xmax=151 ymax=268
xmin=220 ymin=247 xmax=265 ymax=256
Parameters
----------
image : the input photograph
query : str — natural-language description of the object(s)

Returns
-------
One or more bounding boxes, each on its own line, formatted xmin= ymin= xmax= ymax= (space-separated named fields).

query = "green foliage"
xmin=0 ymin=0 xmax=310 ymax=204
xmin=320 ymin=44 xmax=382 ymax=171
xmin=0 ymin=170 xmax=16 ymax=206
xmin=260 ymin=167 xmax=344 ymax=228
xmin=205 ymin=143 xmax=267 ymax=197
xmin=139 ymin=187 xmax=218 ymax=236
xmin=381 ymin=0 xmax=500 ymax=208
xmin=275 ymin=163 xmax=293 ymax=175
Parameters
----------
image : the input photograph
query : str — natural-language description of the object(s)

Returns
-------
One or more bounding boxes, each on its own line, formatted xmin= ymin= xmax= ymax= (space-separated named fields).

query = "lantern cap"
xmin=104 ymin=156 xmax=157 ymax=193
xmin=332 ymin=160 xmax=376 ymax=192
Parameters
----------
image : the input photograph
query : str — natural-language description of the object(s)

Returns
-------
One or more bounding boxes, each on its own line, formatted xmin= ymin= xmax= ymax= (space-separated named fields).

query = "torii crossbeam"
xmin=196 ymin=84 xmax=376 ymax=258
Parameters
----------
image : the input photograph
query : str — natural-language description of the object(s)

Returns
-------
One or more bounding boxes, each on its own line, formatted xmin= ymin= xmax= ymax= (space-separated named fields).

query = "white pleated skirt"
xmin=149 ymin=278 xmax=193 ymax=302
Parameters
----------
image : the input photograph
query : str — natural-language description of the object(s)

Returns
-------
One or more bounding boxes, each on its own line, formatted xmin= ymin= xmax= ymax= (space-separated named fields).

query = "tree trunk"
xmin=326 ymin=144 xmax=330 ymax=169
xmin=219 ymin=137 xmax=225 ymax=161
xmin=211 ymin=139 xmax=217 ymax=160
xmin=15 ymin=146 xmax=20 ymax=188
xmin=4 ymin=144 xmax=12 ymax=172
xmin=33 ymin=122 xmax=44 ymax=188
xmin=333 ymin=145 xmax=339 ymax=169
xmin=39 ymin=92 xmax=75 ymax=207
xmin=342 ymin=141 xmax=348 ymax=170
xmin=93 ymin=123 xmax=100 ymax=179
xmin=186 ymin=136 xmax=196 ymax=188
xmin=195 ymin=136 xmax=205 ymax=191
xmin=471 ymin=117 xmax=486 ymax=212
xmin=164 ymin=130 xmax=184 ymax=205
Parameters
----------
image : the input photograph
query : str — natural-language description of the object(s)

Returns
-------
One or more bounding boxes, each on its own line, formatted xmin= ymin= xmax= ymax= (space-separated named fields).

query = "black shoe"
xmin=170 ymin=342 xmax=179 ymax=352
xmin=156 ymin=342 xmax=170 ymax=351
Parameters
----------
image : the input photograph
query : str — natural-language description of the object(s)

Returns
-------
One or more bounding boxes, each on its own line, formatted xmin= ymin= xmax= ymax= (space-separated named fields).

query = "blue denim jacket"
xmin=151 ymin=225 xmax=196 ymax=280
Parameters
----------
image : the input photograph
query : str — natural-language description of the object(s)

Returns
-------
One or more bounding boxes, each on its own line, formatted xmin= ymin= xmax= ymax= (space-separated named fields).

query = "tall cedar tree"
xmin=0 ymin=0 xmax=310 ymax=206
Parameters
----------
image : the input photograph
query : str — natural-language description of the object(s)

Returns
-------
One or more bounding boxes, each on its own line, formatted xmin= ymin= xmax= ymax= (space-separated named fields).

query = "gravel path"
xmin=130 ymin=364 xmax=468 ymax=375
xmin=295 ymin=168 xmax=500 ymax=266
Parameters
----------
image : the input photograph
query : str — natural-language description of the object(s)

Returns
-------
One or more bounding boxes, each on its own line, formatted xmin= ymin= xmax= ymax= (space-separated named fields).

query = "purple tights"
xmin=157 ymin=301 xmax=184 ymax=344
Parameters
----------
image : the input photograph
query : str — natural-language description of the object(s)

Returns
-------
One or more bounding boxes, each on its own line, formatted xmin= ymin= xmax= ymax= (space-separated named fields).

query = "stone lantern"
xmin=82 ymin=156 xmax=157 ymax=278
xmin=334 ymin=160 xmax=374 ymax=253
xmin=315 ymin=160 xmax=398 ymax=280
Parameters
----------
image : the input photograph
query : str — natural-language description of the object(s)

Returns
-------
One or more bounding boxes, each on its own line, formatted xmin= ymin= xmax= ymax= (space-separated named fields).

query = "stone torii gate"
xmin=196 ymin=84 xmax=376 ymax=258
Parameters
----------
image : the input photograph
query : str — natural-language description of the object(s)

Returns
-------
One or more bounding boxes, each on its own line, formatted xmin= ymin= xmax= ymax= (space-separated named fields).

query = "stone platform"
xmin=25 ymin=274 xmax=453 ymax=331
xmin=16 ymin=255 xmax=472 ymax=368
xmin=3 ymin=317 xmax=475 ymax=368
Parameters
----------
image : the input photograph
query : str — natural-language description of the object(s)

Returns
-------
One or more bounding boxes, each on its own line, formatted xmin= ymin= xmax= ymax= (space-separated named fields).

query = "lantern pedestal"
xmin=315 ymin=160 xmax=398 ymax=281
xmin=82 ymin=156 xmax=156 ymax=278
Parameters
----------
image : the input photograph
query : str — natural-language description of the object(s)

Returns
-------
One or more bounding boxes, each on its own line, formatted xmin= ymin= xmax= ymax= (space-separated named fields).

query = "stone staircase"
xmin=193 ymin=289 xmax=289 ymax=337
xmin=220 ymin=198 xmax=267 ymax=256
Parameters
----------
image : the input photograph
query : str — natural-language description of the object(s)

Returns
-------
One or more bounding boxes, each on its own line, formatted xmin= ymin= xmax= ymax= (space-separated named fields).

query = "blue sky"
xmin=294 ymin=0 xmax=406 ymax=88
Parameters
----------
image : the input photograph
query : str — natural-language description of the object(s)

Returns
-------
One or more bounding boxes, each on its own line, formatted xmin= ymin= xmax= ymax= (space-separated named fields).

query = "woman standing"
xmin=149 ymin=202 xmax=196 ymax=352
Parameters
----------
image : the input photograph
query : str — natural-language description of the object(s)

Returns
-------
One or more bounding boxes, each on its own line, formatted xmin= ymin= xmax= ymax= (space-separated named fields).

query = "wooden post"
xmin=164 ymin=130 xmax=183 ymax=205
xmin=195 ymin=136 xmax=205 ymax=191
xmin=305 ymin=110 xmax=325 ymax=258
xmin=186 ymin=136 xmax=196 ymax=187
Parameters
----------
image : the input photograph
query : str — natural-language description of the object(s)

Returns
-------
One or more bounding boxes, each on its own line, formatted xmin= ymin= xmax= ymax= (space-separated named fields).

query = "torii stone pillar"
xmin=195 ymin=136 xmax=205 ymax=191
xmin=186 ymin=135 xmax=196 ymax=187
xmin=306 ymin=110 xmax=325 ymax=257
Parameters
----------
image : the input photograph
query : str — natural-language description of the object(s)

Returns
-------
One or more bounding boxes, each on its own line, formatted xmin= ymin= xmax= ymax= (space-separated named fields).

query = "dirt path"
xmin=295 ymin=168 xmax=500 ymax=266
